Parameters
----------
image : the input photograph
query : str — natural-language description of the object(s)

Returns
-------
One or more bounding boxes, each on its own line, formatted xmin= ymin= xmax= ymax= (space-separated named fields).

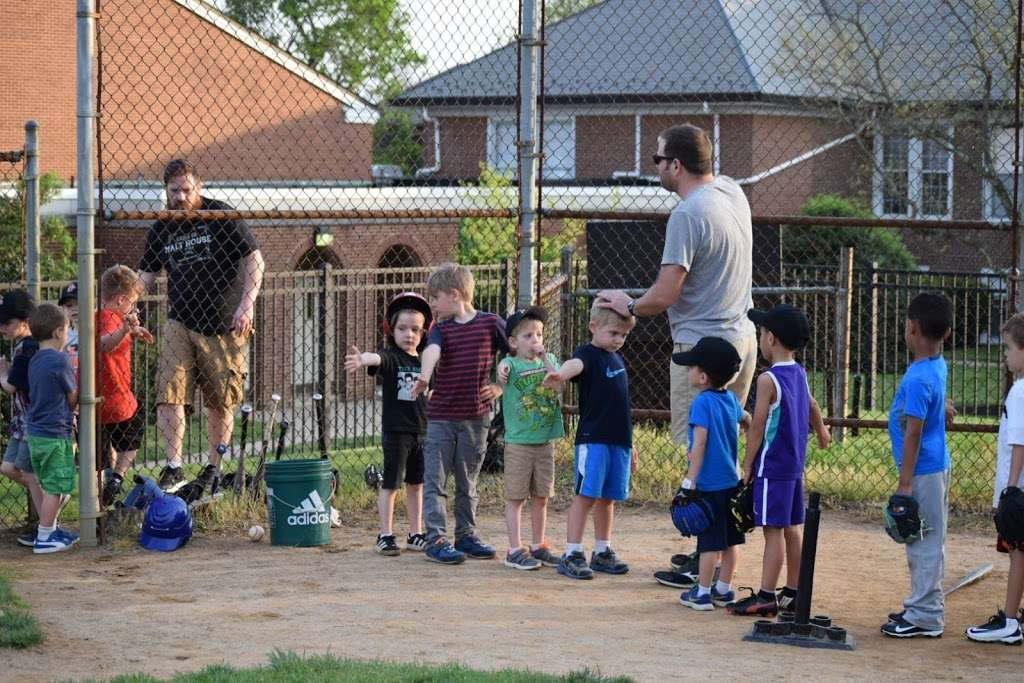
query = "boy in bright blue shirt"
xmin=882 ymin=293 xmax=953 ymax=639
xmin=672 ymin=336 xmax=749 ymax=611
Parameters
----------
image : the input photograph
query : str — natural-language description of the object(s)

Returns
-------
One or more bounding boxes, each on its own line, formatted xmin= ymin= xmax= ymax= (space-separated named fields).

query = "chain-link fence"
xmin=2 ymin=0 xmax=1022 ymax=529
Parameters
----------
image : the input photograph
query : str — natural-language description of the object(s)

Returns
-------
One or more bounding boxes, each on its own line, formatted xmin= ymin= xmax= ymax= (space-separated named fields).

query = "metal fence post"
xmin=24 ymin=121 xmax=41 ymax=302
xmin=516 ymin=0 xmax=540 ymax=309
xmin=559 ymin=245 xmax=574 ymax=358
xmin=865 ymin=260 xmax=878 ymax=410
xmin=832 ymin=247 xmax=854 ymax=443
xmin=76 ymin=0 xmax=99 ymax=546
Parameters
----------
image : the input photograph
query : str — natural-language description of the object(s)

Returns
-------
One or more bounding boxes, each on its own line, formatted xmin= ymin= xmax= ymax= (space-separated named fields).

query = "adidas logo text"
xmin=287 ymin=490 xmax=329 ymax=526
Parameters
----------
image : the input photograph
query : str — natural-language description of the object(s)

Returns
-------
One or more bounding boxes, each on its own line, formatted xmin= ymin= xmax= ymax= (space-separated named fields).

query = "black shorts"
xmin=382 ymin=432 xmax=424 ymax=489
xmin=100 ymin=410 xmax=144 ymax=459
xmin=696 ymin=486 xmax=746 ymax=553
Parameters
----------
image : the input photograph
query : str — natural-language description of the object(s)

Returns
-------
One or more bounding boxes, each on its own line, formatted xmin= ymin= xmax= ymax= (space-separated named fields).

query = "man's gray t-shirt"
xmin=661 ymin=176 xmax=755 ymax=345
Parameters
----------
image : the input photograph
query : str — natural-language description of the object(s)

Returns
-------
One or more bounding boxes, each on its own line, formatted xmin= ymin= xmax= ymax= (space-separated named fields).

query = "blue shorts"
xmin=2 ymin=435 xmax=33 ymax=473
xmin=754 ymin=477 xmax=805 ymax=528
xmin=574 ymin=443 xmax=631 ymax=500
xmin=696 ymin=486 xmax=746 ymax=553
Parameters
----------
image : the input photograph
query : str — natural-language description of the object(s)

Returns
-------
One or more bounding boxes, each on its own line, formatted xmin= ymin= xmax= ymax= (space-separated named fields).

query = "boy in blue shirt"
xmin=672 ymin=337 xmax=748 ymax=610
xmin=544 ymin=302 xmax=636 ymax=580
xmin=26 ymin=303 xmax=79 ymax=554
xmin=882 ymin=293 xmax=953 ymax=638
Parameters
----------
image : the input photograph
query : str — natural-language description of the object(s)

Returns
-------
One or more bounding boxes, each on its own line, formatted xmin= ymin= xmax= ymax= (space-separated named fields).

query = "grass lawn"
xmin=76 ymin=652 xmax=632 ymax=683
xmin=0 ymin=568 xmax=44 ymax=649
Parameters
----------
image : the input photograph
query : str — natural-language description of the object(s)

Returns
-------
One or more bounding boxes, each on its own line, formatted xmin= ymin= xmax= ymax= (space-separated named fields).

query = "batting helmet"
xmin=671 ymin=488 xmax=714 ymax=537
xmin=140 ymin=495 xmax=193 ymax=552
xmin=383 ymin=292 xmax=433 ymax=351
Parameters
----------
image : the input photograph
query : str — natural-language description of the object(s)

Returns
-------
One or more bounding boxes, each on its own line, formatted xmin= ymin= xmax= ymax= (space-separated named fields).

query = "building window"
xmin=488 ymin=117 xmax=575 ymax=180
xmin=873 ymin=134 xmax=952 ymax=218
xmin=987 ymin=127 xmax=1023 ymax=221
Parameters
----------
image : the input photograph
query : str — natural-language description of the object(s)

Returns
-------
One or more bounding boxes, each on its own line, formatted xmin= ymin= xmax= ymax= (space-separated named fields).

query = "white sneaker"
xmin=330 ymin=506 xmax=342 ymax=528
xmin=966 ymin=610 xmax=1023 ymax=645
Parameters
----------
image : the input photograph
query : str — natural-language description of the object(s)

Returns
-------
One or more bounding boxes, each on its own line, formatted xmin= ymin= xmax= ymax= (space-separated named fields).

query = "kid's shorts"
xmin=100 ymin=410 xmax=144 ymax=457
xmin=696 ymin=486 xmax=746 ymax=552
xmin=504 ymin=442 xmax=555 ymax=500
xmin=381 ymin=432 xmax=424 ymax=489
xmin=27 ymin=435 xmax=75 ymax=495
xmin=754 ymin=476 xmax=805 ymax=528
xmin=574 ymin=442 xmax=630 ymax=500
xmin=2 ymin=435 xmax=34 ymax=473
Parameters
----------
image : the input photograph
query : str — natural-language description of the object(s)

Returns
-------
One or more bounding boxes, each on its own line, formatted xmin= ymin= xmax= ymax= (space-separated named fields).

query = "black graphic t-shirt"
xmin=571 ymin=343 xmax=632 ymax=448
xmin=139 ymin=197 xmax=259 ymax=336
xmin=368 ymin=348 xmax=427 ymax=434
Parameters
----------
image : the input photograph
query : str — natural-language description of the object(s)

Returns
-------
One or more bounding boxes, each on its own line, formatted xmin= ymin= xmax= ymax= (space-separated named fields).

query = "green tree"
xmin=546 ymin=0 xmax=603 ymax=24
xmin=372 ymin=108 xmax=423 ymax=175
xmin=222 ymin=0 xmax=424 ymax=101
xmin=783 ymin=194 xmax=916 ymax=270
xmin=0 ymin=172 xmax=75 ymax=283
xmin=458 ymin=164 xmax=583 ymax=265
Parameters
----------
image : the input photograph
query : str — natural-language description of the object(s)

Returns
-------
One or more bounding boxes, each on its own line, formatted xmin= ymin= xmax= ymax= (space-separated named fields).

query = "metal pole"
xmin=1011 ymin=0 xmax=1022 ymax=311
xmin=793 ymin=492 xmax=822 ymax=625
xmin=831 ymin=247 xmax=853 ymax=443
xmin=76 ymin=0 xmax=99 ymax=546
xmin=516 ymin=0 xmax=540 ymax=308
xmin=24 ymin=121 xmax=41 ymax=302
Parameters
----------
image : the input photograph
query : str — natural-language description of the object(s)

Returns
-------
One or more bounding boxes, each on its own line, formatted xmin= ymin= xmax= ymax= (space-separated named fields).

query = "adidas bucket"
xmin=265 ymin=459 xmax=333 ymax=546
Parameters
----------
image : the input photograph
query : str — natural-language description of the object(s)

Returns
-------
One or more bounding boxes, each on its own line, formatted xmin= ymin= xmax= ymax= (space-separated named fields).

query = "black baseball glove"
xmin=884 ymin=493 xmax=923 ymax=544
xmin=730 ymin=482 xmax=755 ymax=534
xmin=995 ymin=486 xmax=1024 ymax=550
xmin=363 ymin=463 xmax=384 ymax=490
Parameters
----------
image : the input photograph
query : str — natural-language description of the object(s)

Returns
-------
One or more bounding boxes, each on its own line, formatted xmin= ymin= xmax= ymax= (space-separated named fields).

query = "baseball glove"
xmin=884 ymin=493 xmax=924 ymax=544
xmin=995 ymin=486 xmax=1024 ymax=550
xmin=363 ymin=463 xmax=384 ymax=490
xmin=729 ymin=482 xmax=755 ymax=534
xmin=671 ymin=487 xmax=714 ymax=537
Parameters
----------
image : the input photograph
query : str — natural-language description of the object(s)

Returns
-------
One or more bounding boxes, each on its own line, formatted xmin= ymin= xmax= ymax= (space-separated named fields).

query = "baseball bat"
xmin=235 ymin=404 xmax=253 ymax=496
xmin=250 ymin=394 xmax=281 ymax=497
xmin=274 ymin=420 xmax=289 ymax=460
xmin=944 ymin=563 xmax=993 ymax=597
xmin=312 ymin=392 xmax=328 ymax=459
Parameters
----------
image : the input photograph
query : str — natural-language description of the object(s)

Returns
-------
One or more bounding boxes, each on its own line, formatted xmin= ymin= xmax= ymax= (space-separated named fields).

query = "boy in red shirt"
xmin=98 ymin=266 xmax=154 ymax=505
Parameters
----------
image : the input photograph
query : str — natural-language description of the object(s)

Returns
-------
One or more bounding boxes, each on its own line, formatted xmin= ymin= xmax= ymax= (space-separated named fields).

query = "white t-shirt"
xmin=995 ymin=377 xmax=1024 ymax=507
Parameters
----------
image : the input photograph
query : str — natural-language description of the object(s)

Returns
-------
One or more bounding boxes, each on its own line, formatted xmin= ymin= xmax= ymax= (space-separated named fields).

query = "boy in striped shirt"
xmin=412 ymin=263 xmax=509 ymax=564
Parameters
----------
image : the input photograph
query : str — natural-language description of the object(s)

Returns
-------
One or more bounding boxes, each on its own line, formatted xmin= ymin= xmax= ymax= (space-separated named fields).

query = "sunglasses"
xmin=652 ymin=154 xmax=676 ymax=166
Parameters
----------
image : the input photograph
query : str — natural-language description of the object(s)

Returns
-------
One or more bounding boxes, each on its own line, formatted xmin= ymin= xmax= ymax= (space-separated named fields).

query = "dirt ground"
xmin=1 ymin=506 xmax=1021 ymax=683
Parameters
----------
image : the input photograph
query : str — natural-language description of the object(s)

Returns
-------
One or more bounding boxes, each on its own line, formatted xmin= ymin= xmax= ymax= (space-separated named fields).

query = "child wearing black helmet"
xmin=344 ymin=292 xmax=432 ymax=556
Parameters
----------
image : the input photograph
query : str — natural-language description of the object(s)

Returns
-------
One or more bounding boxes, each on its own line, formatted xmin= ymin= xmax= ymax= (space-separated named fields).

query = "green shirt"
xmin=501 ymin=354 xmax=566 ymax=444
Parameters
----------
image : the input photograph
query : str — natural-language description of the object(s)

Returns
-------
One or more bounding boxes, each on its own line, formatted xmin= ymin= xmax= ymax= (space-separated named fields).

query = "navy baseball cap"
xmin=58 ymin=282 xmax=79 ymax=306
xmin=0 ymin=289 xmax=34 ymax=324
xmin=505 ymin=306 xmax=547 ymax=336
xmin=672 ymin=336 xmax=741 ymax=381
xmin=747 ymin=304 xmax=810 ymax=350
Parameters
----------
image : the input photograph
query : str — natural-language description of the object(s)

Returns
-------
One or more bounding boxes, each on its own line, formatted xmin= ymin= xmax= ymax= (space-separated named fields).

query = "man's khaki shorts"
xmin=670 ymin=334 xmax=758 ymax=445
xmin=504 ymin=442 xmax=555 ymax=500
xmin=157 ymin=319 xmax=249 ymax=410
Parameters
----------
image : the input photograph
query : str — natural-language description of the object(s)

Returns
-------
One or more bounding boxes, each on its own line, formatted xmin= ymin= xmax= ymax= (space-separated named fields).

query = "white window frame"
xmin=984 ymin=126 xmax=1023 ymax=222
xmin=487 ymin=115 xmax=576 ymax=180
xmin=872 ymin=132 xmax=953 ymax=219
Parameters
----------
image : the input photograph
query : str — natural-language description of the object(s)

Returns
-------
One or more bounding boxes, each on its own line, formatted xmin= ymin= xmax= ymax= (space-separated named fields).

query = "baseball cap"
xmin=505 ymin=306 xmax=547 ymax=336
xmin=747 ymin=304 xmax=810 ymax=350
xmin=58 ymin=282 xmax=79 ymax=306
xmin=671 ymin=336 xmax=741 ymax=381
xmin=0 ymin=289 xmax=34 ymax=324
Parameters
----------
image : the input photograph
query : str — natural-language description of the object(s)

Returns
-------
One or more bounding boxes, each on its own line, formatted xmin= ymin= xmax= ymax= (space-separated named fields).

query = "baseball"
xmin=248 ymin=525 xmax=265 ymax=542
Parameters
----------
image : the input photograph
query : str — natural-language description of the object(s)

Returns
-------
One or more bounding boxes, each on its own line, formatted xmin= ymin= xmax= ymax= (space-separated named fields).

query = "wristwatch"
xmin=626 ymin=297 xmax=636 ymax=315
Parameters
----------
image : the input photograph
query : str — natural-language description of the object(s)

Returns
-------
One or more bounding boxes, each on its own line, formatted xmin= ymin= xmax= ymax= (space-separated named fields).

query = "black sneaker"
xmin=654 ymin=569 xmax=697 ymax=589
xmin=965 ymin=610 xmax=1023 ymax=645
xmin=727 ymin=588 xmax=779 ymax=617
xmin=102 ymin=474 xmax=124 ymax=507
xmin=777 ymin=586 xmax=798 ymax=611
xmin=16 ymin=530 xmax=36 ymax=547
xmin=376 ymin=534 xmax=400 ymax=556
xmin=670 ymin=551 xmax=699 ymax=572
xmin=158 ymin=465 xmax=186 ymax=492
xmin=881 ymin=613 xmax=942 ymax=638
xmin=406 ymin=533 xmax=428 ymax=551
xmin=590 ymin=547 xmax=629 ymax=574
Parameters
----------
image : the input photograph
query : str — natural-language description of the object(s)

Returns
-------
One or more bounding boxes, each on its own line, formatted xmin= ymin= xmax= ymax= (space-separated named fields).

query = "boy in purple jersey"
xmin=730 ymin=304 xmax=829 ymax=617
xmin=412 ymin=263 xmax=509 ymax=564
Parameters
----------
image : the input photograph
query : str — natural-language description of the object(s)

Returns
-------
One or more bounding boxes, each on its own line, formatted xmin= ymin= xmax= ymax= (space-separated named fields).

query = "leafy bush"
xmin=372 ymin=108 xmax=423 ymax=176
xmin=0 ymin=171 xmax=75 ymax=283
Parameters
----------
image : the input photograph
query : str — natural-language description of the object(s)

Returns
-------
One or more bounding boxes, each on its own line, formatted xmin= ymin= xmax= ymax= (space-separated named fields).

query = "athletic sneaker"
xmin=680 ymin=586 xmax=713 ymax=611
xmin=424 ymin=538 xmax=466 ymax=565
xmin=557 ymin=551 xmax=594 ymax=580
xmin=406 ymin=533 xmax=428 ymax=551
xmin=504 ymin=547 xmax=541 ymax=570
xmin=376 ymin=534 xmax=400 ymax=556
xmin=33 ymin=527 xmax=80 ymax=554
xmin=529 ymin=542 xmax=560 ymax=567
xmin=653 ymin=569 xmax=697 ymax=589
xmin=16 ymin=530 xmax=36 ymax=548
xmin=887 ymin=609 xmax=906 ymax=623
xmin=880 ymin=613 xmax=943 ymax=638
xmin=727 ymin=589 xmax=779 ymax=617
xmin=965 ymin=610 xmax=1023 ymax=645
xmin=158 ymin=465 xmax=186 ymax=491
xmin=330 ymin=506 xmax=342 ymax=528
xmin=454 ymin=534 xmax=496 ymax=559
xmin=102 ymin=474 xmax=124 ymax=507
xmin=670 ymin=551 xmax=699 ymax=572
xmin=590 ymin=547 xmax=629 ymax=574
xmin=777 ymin=587 xmax=798 ymax=611
xmin=711 ymin=586 xmax=736 ymax=607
